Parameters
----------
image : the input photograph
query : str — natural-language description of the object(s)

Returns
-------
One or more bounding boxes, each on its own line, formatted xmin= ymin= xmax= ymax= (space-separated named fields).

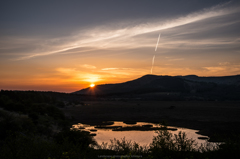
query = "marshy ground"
xmin=63 ymin=101 xmax=240 ymax=141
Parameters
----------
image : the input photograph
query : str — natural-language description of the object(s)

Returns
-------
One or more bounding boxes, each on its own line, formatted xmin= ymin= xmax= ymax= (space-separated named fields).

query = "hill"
xmin=73 ymin=74 xmax=240 ymax=100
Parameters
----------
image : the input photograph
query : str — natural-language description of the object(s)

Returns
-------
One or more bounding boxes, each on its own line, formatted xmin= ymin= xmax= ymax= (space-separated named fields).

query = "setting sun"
xmin=90 ymin=84 xmax=95 ymax=87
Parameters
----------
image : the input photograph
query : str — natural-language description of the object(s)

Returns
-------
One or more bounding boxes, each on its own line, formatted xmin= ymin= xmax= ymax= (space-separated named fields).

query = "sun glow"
xmin=90 ymin=84 xmax=95 ymax=87
xmin=83 ymin=74 xmax=100 ymax=83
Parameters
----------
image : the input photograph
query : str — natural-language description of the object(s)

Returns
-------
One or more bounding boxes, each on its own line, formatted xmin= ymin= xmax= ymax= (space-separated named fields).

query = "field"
xmin=63 ymin=101 xmax=240 ymax=141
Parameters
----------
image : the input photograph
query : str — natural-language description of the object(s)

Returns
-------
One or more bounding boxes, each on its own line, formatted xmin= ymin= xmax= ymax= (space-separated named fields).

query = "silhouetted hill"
xmin=178 ymin=74 xmax=240 ymax=85
xmin=73 ymin=75 xmax=240 ymax=100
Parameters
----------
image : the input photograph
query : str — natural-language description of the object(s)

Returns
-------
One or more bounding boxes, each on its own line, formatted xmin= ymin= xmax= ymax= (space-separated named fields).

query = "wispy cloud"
xmin=101 ymin=68 xmax=130 ymax=71
xmin=56 ymin=67 xmax=102 ymax=83
xmin=219 ymin=62 xmax=230 ymax=66
xmin=56 ymin=68 xmax=76 ymax=74
xmin=101 ymin=68 xmax=119 ymax=71
xmin=168 ymin=58 xmax=184 ymax=61
xmin=203 ymin=62 xmax=240 ymax=75
xmin=5 ymin=1 xmax=239 ymax=60
xmin=80 ymin=64 xmax=96 ymax=69
xmin=99 ymin=67 xmax=149 ymax=76
xmin=203 ymin=66 xmax=226 ymax=72
xmin=55 ymin=67 xmax=144 ymax=84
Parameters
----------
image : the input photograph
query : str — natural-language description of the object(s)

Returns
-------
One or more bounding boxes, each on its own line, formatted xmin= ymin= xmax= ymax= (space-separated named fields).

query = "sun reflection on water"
xmin=72 ymin=121 xmax=214 ymax=147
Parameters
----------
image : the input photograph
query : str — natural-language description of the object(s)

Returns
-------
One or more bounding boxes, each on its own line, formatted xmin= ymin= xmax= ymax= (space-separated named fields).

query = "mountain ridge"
xmin=73 ymin=74 xmax=240 ymax=97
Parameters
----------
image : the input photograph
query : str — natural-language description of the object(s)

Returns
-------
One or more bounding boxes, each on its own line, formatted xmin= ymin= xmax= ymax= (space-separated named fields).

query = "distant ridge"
xmin=178 ymin=74 xmax=240 ymax=85
xmin=73 ymin=74 xmax=240 ymax=97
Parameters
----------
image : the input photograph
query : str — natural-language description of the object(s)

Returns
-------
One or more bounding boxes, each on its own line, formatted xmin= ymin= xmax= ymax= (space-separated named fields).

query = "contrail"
xmin=155 ymin=33 xmax=161 ymax=51
xmin=151 ymin=55 xmax=155 ymax=74
xmin=151 ymin=33 xmax=161 ymax=74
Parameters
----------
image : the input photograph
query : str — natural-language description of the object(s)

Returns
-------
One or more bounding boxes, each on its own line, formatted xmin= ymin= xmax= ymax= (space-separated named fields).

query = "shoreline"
xmin=63 ymin=101 xmax=240 ymax=142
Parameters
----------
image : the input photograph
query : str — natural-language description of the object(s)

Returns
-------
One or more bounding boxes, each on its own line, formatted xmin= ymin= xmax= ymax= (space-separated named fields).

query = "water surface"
xmin=72 ymin=121 xmax=212 ymax=147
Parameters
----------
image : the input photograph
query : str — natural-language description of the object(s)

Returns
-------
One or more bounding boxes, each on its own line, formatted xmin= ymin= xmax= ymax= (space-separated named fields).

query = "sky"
xmin=0 ymin=0 xmax=240 ymax=92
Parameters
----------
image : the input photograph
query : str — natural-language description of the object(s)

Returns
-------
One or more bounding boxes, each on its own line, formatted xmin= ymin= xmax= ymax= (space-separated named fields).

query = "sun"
xmin=90 ymin=84 xmax=95 ymax=88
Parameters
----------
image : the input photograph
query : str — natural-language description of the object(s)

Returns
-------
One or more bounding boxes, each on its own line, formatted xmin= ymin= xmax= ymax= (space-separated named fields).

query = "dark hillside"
xmin=73 ymin=74 xmax=240 ymax=100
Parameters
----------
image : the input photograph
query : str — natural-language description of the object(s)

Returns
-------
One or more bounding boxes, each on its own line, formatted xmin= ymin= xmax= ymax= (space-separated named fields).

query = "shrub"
xmin=149 ymin=128 xmax=199 ymax=159
xmin=54 ymin=129 xmax=97 ymax=149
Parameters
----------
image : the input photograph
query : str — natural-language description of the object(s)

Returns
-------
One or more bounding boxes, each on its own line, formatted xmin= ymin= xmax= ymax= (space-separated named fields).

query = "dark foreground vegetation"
xmin=0 ymin=90 xmax=240 ymax=159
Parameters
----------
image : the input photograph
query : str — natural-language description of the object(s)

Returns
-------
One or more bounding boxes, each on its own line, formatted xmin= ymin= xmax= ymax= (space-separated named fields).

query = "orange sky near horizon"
xmin=1 ymin=53 xmax=239 ymax=93
xmin=1 ymin=1 xmax=240 ymax=93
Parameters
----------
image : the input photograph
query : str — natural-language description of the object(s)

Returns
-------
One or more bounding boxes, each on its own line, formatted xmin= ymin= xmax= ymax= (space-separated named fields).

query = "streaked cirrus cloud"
xmin=1 ymin=1 xmax=238 ymax=60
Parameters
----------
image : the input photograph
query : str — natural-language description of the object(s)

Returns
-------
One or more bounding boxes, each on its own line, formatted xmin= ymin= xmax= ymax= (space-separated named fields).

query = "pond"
xmin=72 ymin=121 xmax=216 ymax=147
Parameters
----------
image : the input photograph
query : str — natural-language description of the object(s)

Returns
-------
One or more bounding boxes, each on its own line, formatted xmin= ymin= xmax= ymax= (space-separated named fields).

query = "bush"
xmin=149 ymin=128 xmax=200 ymax=159
xmin=98 ymin=137 xmax=149 ymax=155
xmin=0 ymin=133 xmax=93 ymax=159
xmin=54 ymin=129 xmax=97 ymax=149
xmin=0 ymin=110 xmax=35 ymax=140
